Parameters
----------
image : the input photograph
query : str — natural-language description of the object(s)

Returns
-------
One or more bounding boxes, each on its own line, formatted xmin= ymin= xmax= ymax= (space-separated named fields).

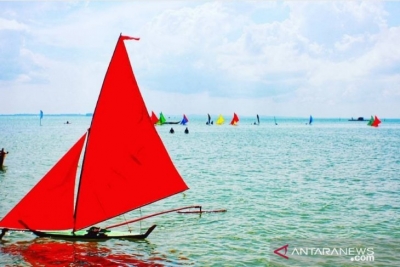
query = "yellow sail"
xmin=216 ymin=114 xmax=225 ymax=125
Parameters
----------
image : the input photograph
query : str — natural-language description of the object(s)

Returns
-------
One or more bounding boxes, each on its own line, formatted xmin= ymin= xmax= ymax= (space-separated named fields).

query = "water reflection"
xmin=1 ymin=238 xmax=166 ymax=266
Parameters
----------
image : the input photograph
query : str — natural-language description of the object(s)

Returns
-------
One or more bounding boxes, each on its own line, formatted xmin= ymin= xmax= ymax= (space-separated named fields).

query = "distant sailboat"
xmin=274 ymin=116 xmax=278 ymax=125
xmin=254 ymin=114 xmax=260 ymax=125
xmin=39 ymin=110 xmax=43 ymax=126
xmin=309 ymin=115 xmax=313 ymax=125
xmin=230 ymin=113 xmax=239 ymax=126
xmin=216 ymin=114 xmax=225 ymax=125
xmin=157 ymin=112 xmax=180 ymax=125
xmin=367 ymin=115 xmax=374 ymax=126
xmin=151 ymin=111 xmax=159 ymax=125
xmin=206 ymin=114 xmax=212 ymax=125
xmin=180 ymin=114 xmax=189 ymax=125
xmin=0 ymin=34 xmax=200 ymax=241
xmin=157 ymin=112 xmax=167 ymax=125
xmin=368 ymin=115 xmax=381 ymax=127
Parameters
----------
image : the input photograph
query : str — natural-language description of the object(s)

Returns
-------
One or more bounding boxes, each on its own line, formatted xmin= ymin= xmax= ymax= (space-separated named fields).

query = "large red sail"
xmin=73 ymin=35 xmax=189 ymax=231
xmin=0 ymin=133 xmax=86 ymax=231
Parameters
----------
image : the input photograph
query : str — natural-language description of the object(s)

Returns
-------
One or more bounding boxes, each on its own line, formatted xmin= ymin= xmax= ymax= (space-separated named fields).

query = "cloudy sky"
xmin=1 ymin=1 xmax=400 ymax=118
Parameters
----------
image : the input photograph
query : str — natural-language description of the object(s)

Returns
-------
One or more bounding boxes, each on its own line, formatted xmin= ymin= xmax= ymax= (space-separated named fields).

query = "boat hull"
xmin=31 ymin=225 xmax=156 ymax=241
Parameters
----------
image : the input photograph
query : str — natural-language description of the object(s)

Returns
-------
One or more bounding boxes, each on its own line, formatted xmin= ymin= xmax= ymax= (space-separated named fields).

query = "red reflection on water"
xmin=1 ymin=239 xmax=164 ymax=267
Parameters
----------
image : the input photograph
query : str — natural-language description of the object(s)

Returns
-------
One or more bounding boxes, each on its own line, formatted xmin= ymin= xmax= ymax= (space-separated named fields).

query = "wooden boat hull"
xmin=31 ymin=225 xmax=156 ymax=241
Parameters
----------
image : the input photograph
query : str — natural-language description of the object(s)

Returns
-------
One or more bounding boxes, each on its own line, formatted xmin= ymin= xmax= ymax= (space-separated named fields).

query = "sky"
xmin=1 ymin=1 xmax=400 ymax=118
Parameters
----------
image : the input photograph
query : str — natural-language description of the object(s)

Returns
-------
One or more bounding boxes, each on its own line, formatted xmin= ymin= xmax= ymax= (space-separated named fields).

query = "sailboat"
xmin=0 ymin=35 xmax=200 ymax=240
xmin=206 ymin=113 xmax=212 ymax=125
xmin=157 ymin=112 xmax=180 ymax=125
xmin=368 ymin=115 xmax=381 ymax=127
xmin=156 ymin=112 xmax=167 ymax=125
xmin=180 ymin=114 xmax=189 ymax=125
xmin=151 ymin=111 xmax=159 ymax=125
xmin=40 ymin=110 xmax=43 ymax=126
xmin=230 ymin=113 xmax=239 ymax=126
xmin=254 ymin=114 xmax=260 ymax=125
xmin=274 ymin=116 xmax=278 ymax=125
xmin=216 ymin=114 xmax=225 ymax=125
xmin=309 ymin=115 xmax=313 ymax=125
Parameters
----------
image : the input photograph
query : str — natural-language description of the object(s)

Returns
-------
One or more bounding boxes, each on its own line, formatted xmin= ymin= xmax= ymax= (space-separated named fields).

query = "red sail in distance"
xmin=0 ymin=133 xmax=87 ymax=231
xmin=151 ymin=111 xmax=159 ymax=124
xmin=230 ymin=113 xmax=239 ymax=125
xmin=73 ymin=35 xmax=189 ymax=231
xmin=371 ymin=116 xmax=381 ymax=127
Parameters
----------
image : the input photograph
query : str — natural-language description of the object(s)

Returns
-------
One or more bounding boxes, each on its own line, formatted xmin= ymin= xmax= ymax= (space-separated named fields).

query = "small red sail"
xmin=73 ymin=35 xmax=189 ymax=231
xmin=0 ymin=133 xmax=86 ymax=231
xmin=230 ymin=113 xmax=239 ymax=125
xmin=151 ymin=111 xmax=159 ymax=124
xmin=371 ymin=115 xmax=381 ymax=127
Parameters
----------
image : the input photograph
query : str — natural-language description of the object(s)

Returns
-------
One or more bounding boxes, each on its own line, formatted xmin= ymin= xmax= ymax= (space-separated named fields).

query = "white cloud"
xmin=0 ymin=1 xmax=400 ymax=117
xmin=0 ymin=17 xmax=27 ymax=31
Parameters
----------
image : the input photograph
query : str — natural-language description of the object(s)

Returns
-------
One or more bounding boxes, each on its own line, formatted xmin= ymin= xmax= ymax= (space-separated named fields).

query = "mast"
xmin=72 ymin=34 xmax=124 ymax=232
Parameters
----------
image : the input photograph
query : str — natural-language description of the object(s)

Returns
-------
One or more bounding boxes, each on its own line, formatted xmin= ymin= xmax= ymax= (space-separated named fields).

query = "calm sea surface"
xmin=0 ymin=115 xmax=399 ymax=266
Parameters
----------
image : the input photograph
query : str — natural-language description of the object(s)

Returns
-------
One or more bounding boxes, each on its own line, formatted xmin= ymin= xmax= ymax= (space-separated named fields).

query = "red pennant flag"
xmin=121 ymin=35 xmax=140 ymax=41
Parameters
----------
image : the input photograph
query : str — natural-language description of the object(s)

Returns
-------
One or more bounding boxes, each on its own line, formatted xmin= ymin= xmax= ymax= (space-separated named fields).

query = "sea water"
xmin=0 ymin=115 xmax=399 ymax=267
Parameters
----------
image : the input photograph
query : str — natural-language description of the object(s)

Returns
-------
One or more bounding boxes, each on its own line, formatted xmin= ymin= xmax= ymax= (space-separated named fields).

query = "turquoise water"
xmin=0 ymin=115 xmax=399 ymax=266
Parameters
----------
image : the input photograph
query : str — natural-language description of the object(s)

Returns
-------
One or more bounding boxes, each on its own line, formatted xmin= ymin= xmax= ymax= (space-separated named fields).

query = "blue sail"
xmin=180 ymin=114 xmax=189 ymax=125
xmin=309 ymin=115 xmax=313 ymax=125
xmin=40 ymin=110 xmax=43 ymax=126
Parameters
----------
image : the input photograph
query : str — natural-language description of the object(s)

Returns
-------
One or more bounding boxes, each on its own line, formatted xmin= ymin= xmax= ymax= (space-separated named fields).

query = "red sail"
xmin=0 ymin=134 xmax=86 ymax=231
xmin=151 ymin=111 xmax=159 ymax=124
xmin=73 ymin=36 xmax=189 ymax=231
xmin=371 ymin=115 xmax=381 ymax=127
xmin=230 ymin=113 xmax=239 ymax=125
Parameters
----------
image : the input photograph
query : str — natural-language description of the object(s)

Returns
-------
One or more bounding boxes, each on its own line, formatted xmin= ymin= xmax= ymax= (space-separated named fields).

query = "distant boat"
xmin=0 ymin=34 xmax=198 ymax=241
xmin=367 ymin=116 xmax=374 ymax=126
xmin=157 ymin=112 xmax=180 ymax=125
xmin=368 ymin=115 xmax=381 ymax=127
xmin=39 ymin=110 xmax=43 ymax=126
xmin=151 ymin=111 xmax=159 ymax=124
xmin=180 ymin=114 xmax=189 ymax=125
xmin=216 ymin=114 xmax=225 ymax=125
xmin=309 ymin=115 xmax=313 ymax=125
xmin=206 ymin=113 xmax=212 ymax=125
xmin=254 ymin=114 xmax=260 ymax=125
xmin=156 ymin=112 xmax=167 ymax=125
xmin=349 ymin=117 xmax=367 ymax=121
xmin=230 ymin=113 xmax=239 ymax=126
xmin=274 ymin=116 xmax=278 ymax=125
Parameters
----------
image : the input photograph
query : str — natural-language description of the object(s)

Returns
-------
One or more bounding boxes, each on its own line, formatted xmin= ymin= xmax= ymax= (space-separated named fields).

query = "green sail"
xmin=157 ymin=112 xmax=167 ymax=125
xmin=367 ymin=115 xmax=374 ymax=126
